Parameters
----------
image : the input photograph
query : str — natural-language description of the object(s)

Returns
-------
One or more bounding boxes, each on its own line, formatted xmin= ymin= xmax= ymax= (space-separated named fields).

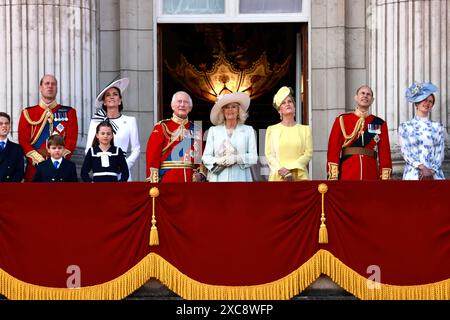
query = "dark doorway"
xmin=158 ymin=23 xmax=308 ymax=132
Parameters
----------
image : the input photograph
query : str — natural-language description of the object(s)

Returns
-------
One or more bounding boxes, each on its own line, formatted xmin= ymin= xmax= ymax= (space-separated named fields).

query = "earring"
xmin=279 ymin=113 xmax=283 ymax=120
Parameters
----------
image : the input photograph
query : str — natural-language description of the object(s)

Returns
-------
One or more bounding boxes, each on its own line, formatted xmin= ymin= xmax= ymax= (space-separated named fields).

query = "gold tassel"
xmin=318 ymin=184 xmax=328 ymax=244
xmin=149 ymin=187 xmax=160 ymax=246
xmin=150 ymin=226 xmax=159 ymax=246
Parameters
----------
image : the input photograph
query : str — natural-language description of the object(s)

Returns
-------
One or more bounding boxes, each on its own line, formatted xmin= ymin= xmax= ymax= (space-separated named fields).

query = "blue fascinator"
xmin=405 ymin=82 xmax=438 ymax=103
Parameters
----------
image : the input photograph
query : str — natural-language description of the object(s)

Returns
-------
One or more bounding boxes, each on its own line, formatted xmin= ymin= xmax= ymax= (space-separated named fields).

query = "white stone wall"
xmin=2 ymin=0 xmax=447 ymax=181
xmin=0 ymin=0 xmax=97 ymax=144
xmin=310 ymin=0 xmax=369 ymax=179
xmin=97 ymin=0 xmax=154 ymax=181
xmin=368 ymin=0 xmax=450 ymax=176
xmin=311 ymin=0 xmax=449 ymax=179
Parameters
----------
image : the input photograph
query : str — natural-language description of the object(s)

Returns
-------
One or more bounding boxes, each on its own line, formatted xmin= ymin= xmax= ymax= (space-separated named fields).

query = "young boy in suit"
xmin=32 ymin=134 xmax=78 ymax=182
xmin=0 ymin=112 xmax=24 ymax=182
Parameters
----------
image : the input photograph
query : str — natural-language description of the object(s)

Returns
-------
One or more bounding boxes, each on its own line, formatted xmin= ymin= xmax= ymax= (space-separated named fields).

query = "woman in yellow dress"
xmin=265 ymin=86 xmax=313 ymax=181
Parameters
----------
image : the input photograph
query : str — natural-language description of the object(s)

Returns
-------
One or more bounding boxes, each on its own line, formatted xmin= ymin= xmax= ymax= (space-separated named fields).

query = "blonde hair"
xmin=215 ymin=103 xmax=248 ymax=125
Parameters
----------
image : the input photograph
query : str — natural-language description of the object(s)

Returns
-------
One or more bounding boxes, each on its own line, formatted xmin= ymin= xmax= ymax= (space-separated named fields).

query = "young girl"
xmin=81 ymin=121 xmax=129 ymax=182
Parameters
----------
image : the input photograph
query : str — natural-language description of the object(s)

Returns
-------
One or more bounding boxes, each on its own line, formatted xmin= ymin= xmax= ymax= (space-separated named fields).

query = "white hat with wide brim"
xmin=95 ymin=78 xmax=130 ymax=109
xmin=210 ymin=92 xmax=250 ymax=125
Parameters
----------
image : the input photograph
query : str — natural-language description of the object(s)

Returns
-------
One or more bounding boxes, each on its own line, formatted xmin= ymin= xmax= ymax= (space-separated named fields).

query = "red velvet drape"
xmin=0 ymin=181 xmax=449 ymax=290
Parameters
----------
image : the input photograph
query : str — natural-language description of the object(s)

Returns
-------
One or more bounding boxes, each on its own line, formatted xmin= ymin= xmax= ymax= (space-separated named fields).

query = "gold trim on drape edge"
xmin=0 ymin=250 xmax=448 ymax=300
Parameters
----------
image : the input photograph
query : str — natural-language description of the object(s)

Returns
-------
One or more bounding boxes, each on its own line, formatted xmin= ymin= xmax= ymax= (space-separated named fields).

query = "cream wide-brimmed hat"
xmin=210 ymin=92 xmax=250 ymax=125
xmin=95 ymin=77 xmax=130 ymax=109
xmin=273 ymin=86 xmax=294 ymax=110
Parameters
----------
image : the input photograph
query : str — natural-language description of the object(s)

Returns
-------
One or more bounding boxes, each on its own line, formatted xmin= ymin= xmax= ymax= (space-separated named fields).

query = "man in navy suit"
xmin=0 ymin=112 xmax=24 ymax=182
xmin=32 ymin=134 xmax=78 ymax=182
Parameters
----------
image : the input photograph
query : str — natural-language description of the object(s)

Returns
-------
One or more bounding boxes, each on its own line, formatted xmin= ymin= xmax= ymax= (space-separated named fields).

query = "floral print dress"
xmin=398 ymin=116 xmax=446 ymax=180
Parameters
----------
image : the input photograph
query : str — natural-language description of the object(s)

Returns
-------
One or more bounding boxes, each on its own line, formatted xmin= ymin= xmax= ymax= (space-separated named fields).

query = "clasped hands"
xmin=418 ymin=165 xmax=434 ymax=180
xmin=278 ymin=167 xmax=293 ymax=181
xmin=216 ymin=154 xmax=239 ymax=167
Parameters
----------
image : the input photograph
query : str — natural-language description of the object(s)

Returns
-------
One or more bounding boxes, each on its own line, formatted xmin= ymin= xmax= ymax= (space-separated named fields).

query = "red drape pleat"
xmin=0 ymin=183 xmax=151 ymax=287
xmin=323 ymin=180 xmax=450 ymax=285
xmin=0 ymin=181 xmax=449 ymax=289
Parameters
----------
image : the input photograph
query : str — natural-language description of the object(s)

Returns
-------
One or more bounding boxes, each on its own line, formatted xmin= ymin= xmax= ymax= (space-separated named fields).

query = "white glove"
xmin=223 ymin=154 xmax=238 ymax=166
xmin=216 ymin=156 xmax=227 ymax=166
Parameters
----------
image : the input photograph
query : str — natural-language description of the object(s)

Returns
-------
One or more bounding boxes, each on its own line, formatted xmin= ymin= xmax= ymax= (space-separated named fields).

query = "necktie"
xmin=0 ymin=141 xmax=5 ymax=151
xmin=54 ymin=161 xmax=59 ymax=169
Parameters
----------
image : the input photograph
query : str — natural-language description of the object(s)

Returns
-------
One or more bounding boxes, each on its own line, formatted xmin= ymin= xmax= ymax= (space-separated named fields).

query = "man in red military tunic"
xmin=146 ymin=91 xmax=206 ymax=182
xmin=18 ymin=75 xmax=78 ymax=181
xmin=327 ymin=85 xmax=392 ymax=180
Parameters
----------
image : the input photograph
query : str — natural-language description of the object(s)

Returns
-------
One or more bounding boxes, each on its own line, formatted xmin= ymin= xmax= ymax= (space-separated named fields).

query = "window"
xmin=162 ymin=0 xmax=225 ymax=15
xmin=156 ymin=0 xmax=309 ymax=22
xmin=239 ymin=0 xmax=302 ymax=14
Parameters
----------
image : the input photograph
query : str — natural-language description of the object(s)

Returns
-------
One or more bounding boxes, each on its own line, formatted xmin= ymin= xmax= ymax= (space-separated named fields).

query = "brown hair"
xmin=92 ymin=121 xmax=115 ymax=147
xmin=40 ymin=74 xmax=57 ymax=86
xmin=0 ymin=112 xmax=11 ymax=122
xmin=47 ymin=134 xmax=65 ymax=148
xmin=416 ymin=93 xmax=435 ymax=106
xmin=101 ymin=87 xmax=124 ymax=112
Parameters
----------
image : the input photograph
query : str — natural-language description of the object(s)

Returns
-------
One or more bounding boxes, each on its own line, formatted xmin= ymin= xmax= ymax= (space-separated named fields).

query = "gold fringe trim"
xmin=318 ymin=250 xmax=450 ymax=300
xmin=152 ymin=253 xmax=321 ymax=300
xmin=0 ymin=251 xmax=449 ymax=300
xmin=0 ymin=253 xmax=320 ymax=300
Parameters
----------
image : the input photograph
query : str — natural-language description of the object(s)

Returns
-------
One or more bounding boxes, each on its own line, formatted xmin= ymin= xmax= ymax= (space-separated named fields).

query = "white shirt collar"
xmin=51 ymin=158 xmax=62 ymax=164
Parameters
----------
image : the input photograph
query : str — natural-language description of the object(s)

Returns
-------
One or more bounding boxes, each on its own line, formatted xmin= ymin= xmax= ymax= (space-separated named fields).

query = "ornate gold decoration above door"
xmin=165 ymin=52 xmax=292 ymax=103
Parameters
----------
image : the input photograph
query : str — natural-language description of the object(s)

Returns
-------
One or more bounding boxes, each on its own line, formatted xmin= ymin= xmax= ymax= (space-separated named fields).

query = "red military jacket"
xmin=18 ymin=100 xmax=78 ymax=181
xmin=327 ymin=112 xmax=392 ymax=180
xmin=146 ymin=116 xmax=204 ymax=182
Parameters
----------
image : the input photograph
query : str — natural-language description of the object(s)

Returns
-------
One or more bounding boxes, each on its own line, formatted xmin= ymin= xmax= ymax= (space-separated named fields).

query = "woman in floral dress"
xmin=399 ymin=82 xmax=446 ymax=180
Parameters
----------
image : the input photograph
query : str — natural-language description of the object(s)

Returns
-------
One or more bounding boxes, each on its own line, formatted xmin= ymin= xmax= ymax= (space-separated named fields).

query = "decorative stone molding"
xmin=368 ymin=0 xmax=449 ymax=146
xmin=0 ymin=0 xmax=97 ymax=142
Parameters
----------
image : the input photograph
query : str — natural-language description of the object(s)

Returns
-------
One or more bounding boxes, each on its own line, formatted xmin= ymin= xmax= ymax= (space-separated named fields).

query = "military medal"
xmin=56 ymin=123 xmax=65 ymax=132
xmin=368 ymin=124 xmax=381 ymax=134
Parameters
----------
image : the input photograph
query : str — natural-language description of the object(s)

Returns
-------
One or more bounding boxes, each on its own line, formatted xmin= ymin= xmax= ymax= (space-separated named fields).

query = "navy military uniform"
xmin=0 ymin=139 xmax=25 ymax=182
xmin=32 ymin=158 xmax=78 ymax=182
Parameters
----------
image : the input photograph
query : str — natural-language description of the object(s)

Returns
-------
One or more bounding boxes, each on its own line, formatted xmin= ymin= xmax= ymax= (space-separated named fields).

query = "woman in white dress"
xmin=399 ymin=82 xmax=446 ymax=180
xmin=202 ymin=92 xmax=258 ymax=182
xmin=85 ymin=78 xmax=140 ymax=180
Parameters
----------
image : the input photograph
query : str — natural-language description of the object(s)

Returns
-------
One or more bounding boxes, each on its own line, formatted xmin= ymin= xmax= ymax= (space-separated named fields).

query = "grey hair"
xmin=356 ymin=84 xmax=373 ymax=96
xmin=215 ymin=103 xmax=248 ymax=125
xmin=171 ymin=91 xmax=193 ymax=107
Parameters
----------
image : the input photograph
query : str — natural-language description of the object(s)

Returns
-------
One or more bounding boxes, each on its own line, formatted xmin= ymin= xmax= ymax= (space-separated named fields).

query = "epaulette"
xmin=23 ymin=104 xmax=39 ymax=110
xmin=57 ymin=105 xmax=73 ymax=112
xmin=338 ymin=112 xmax=355 ymax=118
xmin=156 ymin=118 xmax=171 ymax=126
xmin=371 ymin=115 xmax=384 ymax=124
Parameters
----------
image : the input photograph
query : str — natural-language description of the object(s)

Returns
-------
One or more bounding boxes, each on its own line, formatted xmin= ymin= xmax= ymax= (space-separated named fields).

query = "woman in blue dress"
xmin=399 ymin=82 xmax=446 ymax=180
xmin=202 ymin=92 xmax=258 ymax=182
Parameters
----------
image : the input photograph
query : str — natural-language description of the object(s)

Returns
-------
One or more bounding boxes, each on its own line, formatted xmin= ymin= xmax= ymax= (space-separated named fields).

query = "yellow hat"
xmin=273 ymin=86 xmax=294 ymax=110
